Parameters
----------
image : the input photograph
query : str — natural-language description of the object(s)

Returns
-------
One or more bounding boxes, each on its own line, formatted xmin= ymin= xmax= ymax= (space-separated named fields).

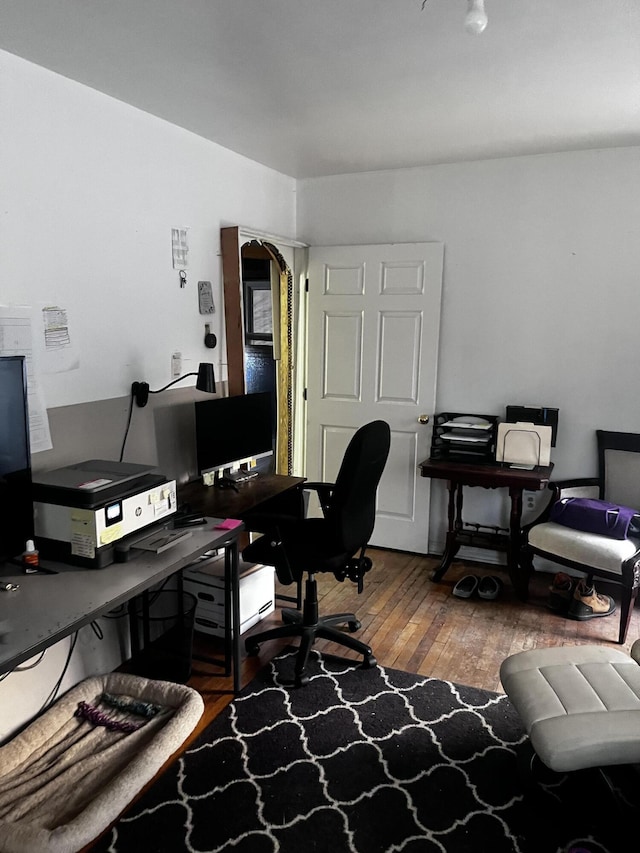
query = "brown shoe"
xmin=567 ymin=580 xmax=616 ymax=620
xmin=547 ymin=572 xmax=575 ymax=613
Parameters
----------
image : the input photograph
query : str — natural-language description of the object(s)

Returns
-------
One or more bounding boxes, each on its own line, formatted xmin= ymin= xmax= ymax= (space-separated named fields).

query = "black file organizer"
xmin=430 ymin=412 xmax=499 ymax=463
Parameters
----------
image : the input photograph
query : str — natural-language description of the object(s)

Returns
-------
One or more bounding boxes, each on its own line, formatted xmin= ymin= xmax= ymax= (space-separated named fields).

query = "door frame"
xmin=220 ymin=226 xmax=308 ymax=475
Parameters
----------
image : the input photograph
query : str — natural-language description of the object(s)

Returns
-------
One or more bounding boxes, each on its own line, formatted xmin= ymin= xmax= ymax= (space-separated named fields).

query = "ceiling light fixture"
xmin=464 ymin=0 xmax=488 ymax=35
xmin=421 ymin=0 xmax=488 ymax=35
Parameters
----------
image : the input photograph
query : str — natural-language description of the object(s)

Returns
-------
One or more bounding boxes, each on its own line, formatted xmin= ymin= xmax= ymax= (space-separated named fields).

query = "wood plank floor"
xmin=186 ymin=548 xmax=640 ymax=738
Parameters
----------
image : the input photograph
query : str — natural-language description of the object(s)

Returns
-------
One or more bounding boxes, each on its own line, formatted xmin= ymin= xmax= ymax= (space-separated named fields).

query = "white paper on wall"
xmin=171 ymin=228 xmax=189 ymax=269
xmin=38 ymin=304 xmax=80 ymax=374
xmin=0 ymin=304 xmax=53 ymax=453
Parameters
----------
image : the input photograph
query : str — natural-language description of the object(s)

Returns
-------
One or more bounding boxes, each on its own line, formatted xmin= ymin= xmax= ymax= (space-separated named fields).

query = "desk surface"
xmin=179 ymin=473 xmax=306 ymax=518
xmin=0 ymin=522 xmax=236 ymax=675
xmin=419 ymin=458 xmax=554 ymax=490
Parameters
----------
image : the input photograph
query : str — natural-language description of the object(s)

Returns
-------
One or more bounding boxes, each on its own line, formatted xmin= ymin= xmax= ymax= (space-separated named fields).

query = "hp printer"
xmin=33 ymin=459 xmax=177 ymax=568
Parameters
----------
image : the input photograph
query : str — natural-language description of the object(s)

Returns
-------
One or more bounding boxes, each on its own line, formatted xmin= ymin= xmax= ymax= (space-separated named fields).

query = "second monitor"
xmin=195 ymin=392 xmax=274 ymax=485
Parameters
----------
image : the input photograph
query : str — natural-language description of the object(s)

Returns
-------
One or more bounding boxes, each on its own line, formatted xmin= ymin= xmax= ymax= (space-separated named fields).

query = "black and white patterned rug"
xmin=92 ymin=650 xmax=623 ymax=853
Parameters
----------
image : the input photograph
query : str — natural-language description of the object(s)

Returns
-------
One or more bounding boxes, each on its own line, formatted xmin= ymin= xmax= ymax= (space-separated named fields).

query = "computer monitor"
xmin=0 ymin=356 xmax=33 ymax=566
xmin=195 ymin=392 xmax=274 ymax=478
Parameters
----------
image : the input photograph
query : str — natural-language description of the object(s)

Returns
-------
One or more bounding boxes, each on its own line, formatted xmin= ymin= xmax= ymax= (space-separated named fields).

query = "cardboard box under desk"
xmin=183 ymin=552 xmax=275 ymax=637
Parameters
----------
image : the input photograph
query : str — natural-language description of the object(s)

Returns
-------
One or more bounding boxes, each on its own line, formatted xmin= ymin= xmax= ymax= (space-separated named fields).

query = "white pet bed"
xmin=0 ymin=672 xmax=204 ymax=853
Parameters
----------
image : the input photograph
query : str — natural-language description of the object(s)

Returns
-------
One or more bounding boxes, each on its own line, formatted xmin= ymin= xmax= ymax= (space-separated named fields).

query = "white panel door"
xmin=306 ymin=242 xmax=444 ymax=553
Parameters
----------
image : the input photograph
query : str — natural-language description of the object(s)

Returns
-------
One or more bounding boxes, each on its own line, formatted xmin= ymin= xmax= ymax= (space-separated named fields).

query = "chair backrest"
xmin=325 ymin=420 xmax=391 ymax=554
xmin=597 ymin=430 xmax=640 ymax=510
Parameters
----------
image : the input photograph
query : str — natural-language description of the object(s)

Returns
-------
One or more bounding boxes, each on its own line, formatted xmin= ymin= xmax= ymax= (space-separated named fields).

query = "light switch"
xmin=171 ymin=352 xmax=182 ymax=378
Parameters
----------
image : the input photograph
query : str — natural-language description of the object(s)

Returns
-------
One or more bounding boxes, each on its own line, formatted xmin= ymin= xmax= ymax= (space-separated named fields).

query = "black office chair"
xmin=243 ymin=420 xmax=391 ymax=686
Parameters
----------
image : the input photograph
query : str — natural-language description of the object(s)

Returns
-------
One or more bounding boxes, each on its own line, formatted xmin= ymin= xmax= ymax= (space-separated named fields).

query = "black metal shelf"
xmin=430 ymin=411 xmax=499 ymax=464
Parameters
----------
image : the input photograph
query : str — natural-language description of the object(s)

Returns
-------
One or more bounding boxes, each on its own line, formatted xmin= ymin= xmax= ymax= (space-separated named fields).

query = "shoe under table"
xmin=500 ymin=642 xmax=640 ymax=773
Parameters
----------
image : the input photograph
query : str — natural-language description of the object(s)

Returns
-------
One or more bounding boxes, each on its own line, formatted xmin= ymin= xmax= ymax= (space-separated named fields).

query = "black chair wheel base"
xmin=361 ymin=653 xmax=377 ymax=669
xmin=348 ymin=620 xmax=361 ymax=632
xmin=246 ymin=642 xmax=260 ymax=657
xmin=282 ymin=609 xmax=299 ymax=626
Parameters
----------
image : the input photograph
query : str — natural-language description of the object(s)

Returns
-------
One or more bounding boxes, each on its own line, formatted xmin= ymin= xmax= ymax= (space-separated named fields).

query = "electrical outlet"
xmin=171 ymin=352 xmax=182 ymax=378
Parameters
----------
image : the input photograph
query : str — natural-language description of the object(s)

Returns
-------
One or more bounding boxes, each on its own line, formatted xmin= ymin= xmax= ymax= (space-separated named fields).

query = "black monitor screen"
xmin=195 ymin=392 xmax=274 ymax=476
xmin=0 ymin=356 xmax=33 ymax=566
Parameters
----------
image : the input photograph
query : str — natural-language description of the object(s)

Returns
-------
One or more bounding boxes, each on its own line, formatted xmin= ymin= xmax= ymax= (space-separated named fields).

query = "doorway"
xmin=305 ymin=241 xmax=444 ymax=553
xmin=220 ymin=226 xmax=304 ymax=476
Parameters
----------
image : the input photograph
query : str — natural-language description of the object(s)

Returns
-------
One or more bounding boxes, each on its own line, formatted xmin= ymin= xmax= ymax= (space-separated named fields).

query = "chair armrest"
xmin=242 ymin=529 xmax=296 ymax=585
xmin=304 ymin=481 xmax=335 ymax=492
xmin=551 ymin=477 xmax=601 ymax=497
xmin=523 ymin=478 xmax=602 ymax=531
xmin=303 ymin=481 xmax=335 ymax=515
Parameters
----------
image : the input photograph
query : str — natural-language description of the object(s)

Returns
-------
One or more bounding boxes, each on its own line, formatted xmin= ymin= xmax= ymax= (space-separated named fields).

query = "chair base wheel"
xmin=361 ymin=653 xmax=377 ymax=669
xmin=348 ymin=620 xmax=361 ymax=632
xmin=246 ymin=642 xmax=260 ymax=657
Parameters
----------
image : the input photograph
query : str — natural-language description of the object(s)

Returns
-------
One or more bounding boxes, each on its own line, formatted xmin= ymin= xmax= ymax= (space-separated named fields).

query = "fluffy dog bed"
xmin=0 ymin=672 xmax=204 ymax=853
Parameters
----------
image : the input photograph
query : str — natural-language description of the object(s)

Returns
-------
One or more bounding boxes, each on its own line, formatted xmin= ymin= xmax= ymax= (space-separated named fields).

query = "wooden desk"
xmin=179 ymin=473 xmax=306 ymax=609
xmin=419 ymin=458 xmax=554 ymax=596
xmin=0 ymin=523 xmax=244 ymax=691
xmin=179 ymin=473 xmax=306 ymax=525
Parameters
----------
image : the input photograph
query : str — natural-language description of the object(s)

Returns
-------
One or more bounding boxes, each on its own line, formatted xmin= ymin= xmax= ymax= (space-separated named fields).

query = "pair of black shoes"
xmin=452 ymin=574 xmax=503 ymax=600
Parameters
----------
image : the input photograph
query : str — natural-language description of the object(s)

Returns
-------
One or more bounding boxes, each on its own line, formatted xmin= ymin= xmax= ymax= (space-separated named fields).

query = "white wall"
xmin=0 ymin=50 xmax=296 ymax=741
xmin=0 ymin=50 xmax=295 ymax=407
xmin=297 ymin=148 xmax=640 ymax=551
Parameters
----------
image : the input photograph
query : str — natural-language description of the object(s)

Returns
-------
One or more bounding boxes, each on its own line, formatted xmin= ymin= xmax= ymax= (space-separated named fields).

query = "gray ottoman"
xmin=500 ymin=643 xmax=640 ymax=773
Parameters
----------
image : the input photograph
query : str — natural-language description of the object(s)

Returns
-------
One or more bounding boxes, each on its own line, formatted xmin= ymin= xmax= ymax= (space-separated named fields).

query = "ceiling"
xmin=1 ymin=0 xmax=639 ymax=179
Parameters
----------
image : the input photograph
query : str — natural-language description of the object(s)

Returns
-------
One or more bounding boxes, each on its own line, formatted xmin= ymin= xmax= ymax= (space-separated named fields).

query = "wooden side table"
xmin=419 ymin=458 xmax=554 ymax=597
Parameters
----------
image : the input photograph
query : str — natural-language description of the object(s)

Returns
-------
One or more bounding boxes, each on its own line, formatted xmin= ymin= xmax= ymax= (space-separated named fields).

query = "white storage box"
xmin=183 ymin=552 xmax=275 ymax=637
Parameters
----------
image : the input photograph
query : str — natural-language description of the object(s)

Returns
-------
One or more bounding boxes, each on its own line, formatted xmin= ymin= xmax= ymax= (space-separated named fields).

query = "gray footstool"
xmin=500 ymin=642 xmax=640 ymax=773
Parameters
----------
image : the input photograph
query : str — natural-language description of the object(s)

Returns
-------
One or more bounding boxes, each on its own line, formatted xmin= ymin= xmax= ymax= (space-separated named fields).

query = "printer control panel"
xmin=99 ymin=480 xmax=176 ymax=541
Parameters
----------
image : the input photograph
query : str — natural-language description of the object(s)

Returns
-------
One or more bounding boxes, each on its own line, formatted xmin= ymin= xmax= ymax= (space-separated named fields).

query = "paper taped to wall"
xmin=0 ymin=304 xmax=52 ymax=453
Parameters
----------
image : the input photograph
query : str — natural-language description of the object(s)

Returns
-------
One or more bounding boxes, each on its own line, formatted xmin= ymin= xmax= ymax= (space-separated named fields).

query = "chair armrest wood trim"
xmin=551 ymin=477 xmax=601 ymax=493
xmin=522 ymin=478 xmax=602 ymax=533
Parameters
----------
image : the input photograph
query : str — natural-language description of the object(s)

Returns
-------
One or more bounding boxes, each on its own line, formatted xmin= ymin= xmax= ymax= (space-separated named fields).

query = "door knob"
xmin=417 ymin=414 xmax=430 ymax=424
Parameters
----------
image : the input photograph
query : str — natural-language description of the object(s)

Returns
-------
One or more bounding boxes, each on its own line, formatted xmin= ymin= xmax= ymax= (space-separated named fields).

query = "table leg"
xmin=190 ymin=538 xmax=241 ymax=691
xmin=128 ymin=599 xmax=140 ymax=658
xmin=142 ymin=591 xmax=151 ymax=647
xmin=224 ymin=538 xmax=241 ymax=693
xmin=508 ymin=487 xmax=527 ymax=599
xmin=432 ymin=480 xmax=462 ymax=582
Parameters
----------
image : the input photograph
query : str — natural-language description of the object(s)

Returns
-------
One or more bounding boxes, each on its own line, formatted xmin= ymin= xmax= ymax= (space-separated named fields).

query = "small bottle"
xmin=22 ymin=539 xmax=40 ymax=573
